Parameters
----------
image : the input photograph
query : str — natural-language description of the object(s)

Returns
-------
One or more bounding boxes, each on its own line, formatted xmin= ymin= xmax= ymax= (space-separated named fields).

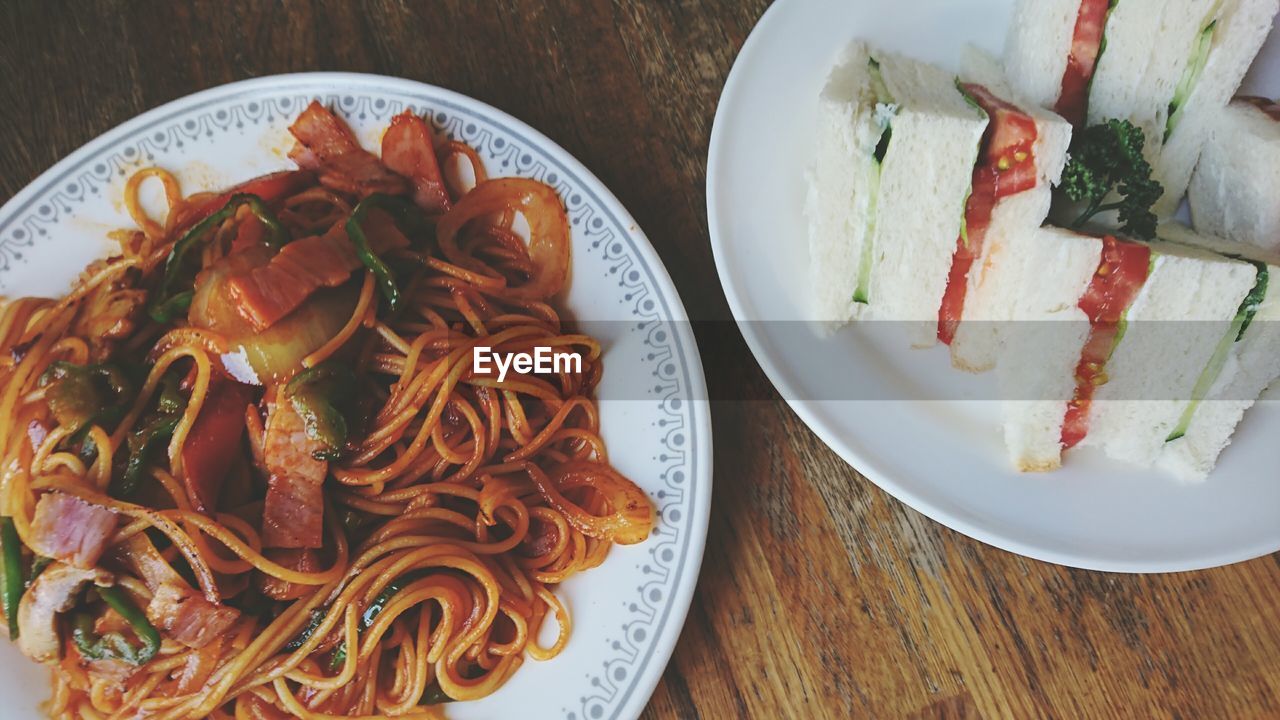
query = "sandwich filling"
xmin=1055 ymin=0 xmax=1117 ymax=127
xmin=853 ymin=57 xmax=897 ymax=305
xmin=1167 ymin=259 xmax=1269 ymax=440
xmin=938 ymin=84 xmax=1039 ymax=345
xmin=1165 ymin=12 xmax=1220 ymax=140
xmin=1061 ymin=235 xmax=1152 ymax=449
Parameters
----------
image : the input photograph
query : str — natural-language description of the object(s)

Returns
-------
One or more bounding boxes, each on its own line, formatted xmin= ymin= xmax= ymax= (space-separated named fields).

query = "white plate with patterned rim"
xmin=708 ymin=0 xmax=1280 ymax=572
xmin=0 ymin=73 xmax=710 ymax=719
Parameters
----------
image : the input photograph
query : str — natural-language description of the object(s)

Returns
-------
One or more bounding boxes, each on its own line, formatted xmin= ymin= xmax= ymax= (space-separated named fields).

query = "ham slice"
xmin=261 ymin=400 xmax=328 ymax=549
xmin=381 ymin=111 xmax=451 ymax=213
xmin=145 ymin=583 xmax=240 ymax=649
xmin=222 ymin=207 xmax=409 ymax=332
xmin=288 ymin=101 xmax=408 ymax=198
xmin=224 ymin=226 xmax=361 ymax=331
xmin=28 ymin=493 xmax=118 ymax=569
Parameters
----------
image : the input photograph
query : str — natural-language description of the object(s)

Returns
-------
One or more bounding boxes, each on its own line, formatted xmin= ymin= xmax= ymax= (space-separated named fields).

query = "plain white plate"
xmin=0 ymin=73 xmax=711 ymax=719
xmin=708 ymin=0 xmax=1280 ymax=572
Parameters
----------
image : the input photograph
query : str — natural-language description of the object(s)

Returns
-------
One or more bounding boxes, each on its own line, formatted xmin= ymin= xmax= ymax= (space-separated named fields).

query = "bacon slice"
xmin=28 ymin=493 xmax=119 ymax=569
xmin=382 ymin=111 xmax=451 ymax=213
xmin=223 ymin=208 xmax=409 ymax=332
xmin=145 ymin=582 xmax=240 ymax=649
xmin=261 ymin=400 xmax=328 ymax=548
xmin=225 ymin=226 xmax=361 ymax=331
xmin=288 ymin=101 xmax=408 ymax=197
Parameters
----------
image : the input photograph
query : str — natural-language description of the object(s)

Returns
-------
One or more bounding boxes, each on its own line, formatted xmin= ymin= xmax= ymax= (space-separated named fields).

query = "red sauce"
xmin=1055 ymin=0 xmax=1112 ymax=127
xmin=1060 ymin=235 xmax=1152 ymax=449
xmin=938 ymin=84 xmax=1039 ymax=346
xmin=1238 ymin=95 xmax=1280 ymax=122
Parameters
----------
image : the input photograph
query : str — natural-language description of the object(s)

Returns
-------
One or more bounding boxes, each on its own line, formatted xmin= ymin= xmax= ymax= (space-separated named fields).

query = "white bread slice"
xmin=949 ymin=48 xmax=1075 ymax=372
xmin=1003 ymin=0 xmax=1081 ymax=110
xmin=996 ymin=227 xmax=1103 ymax=471
xmin=1152 ymin=0 xmax=1279 ymax=216
xmin=1189 ymin=99 xmax=1280 ymax=251
xmin=869 ymin=50 xmax=989 ymax=347
xmin=805 ymin=42 xmax=883 ymax=325
xmin=1080 ymin=238 xmax=1257 ymax=467
xmin=1156 ymin=224 xmax=1280 ymax=480
xmin=1087 ymin=0 xmax=1206 ymax=144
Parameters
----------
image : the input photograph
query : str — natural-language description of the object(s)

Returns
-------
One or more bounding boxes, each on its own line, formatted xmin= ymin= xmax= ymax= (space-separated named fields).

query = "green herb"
xmin=71 ymin=586 xmax=161 ymax=665
xmin=1060 ymin=119 xmax=1163 ymax=239
xmin=149 ymin=193 xmax=288 ymax=323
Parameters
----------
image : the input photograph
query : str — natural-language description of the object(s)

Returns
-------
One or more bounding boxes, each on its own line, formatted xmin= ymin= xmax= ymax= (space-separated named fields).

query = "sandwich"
xmin=807 ymin=44 xmax=1073 ymax=354
xmin=1003 ymin=0 xmax=1278 ymax=216
xmin=942 ymin=49 xmax=1074 ymax=371
xmin=1155 ymin=223 xmax=1280 ymax=480
xmin=1189 ymin=96 xmax=1280 ymax=252
xmin=997 ymin=226 xmax=1257 ymax=472
xmin=806 ymin=42 xmax=987 ymax=345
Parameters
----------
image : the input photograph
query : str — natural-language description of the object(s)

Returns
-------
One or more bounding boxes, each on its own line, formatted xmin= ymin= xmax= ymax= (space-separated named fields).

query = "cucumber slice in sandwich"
xmin=1165 ymin=17 xmax=1218 ymax=140
xmin=804 ymin=42 xmax=986 ymax=347
xmin=853 ymin=58 xmax=896 ymax=305
xmin=1155 ymin=223 xmax=1280 ymax=481
xmin=995 ymin=226 xmax=1257 ymax=473
xmin=1166 ymin=257 xmax=1265 ymax=441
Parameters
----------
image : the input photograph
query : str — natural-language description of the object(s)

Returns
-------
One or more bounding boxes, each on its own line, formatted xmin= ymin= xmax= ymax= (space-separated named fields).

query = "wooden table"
xmin=4 ymin=1 xmax=1280 ymax=718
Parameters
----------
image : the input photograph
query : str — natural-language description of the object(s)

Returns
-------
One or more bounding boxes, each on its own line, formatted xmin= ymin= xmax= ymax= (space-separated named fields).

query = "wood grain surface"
xmin=3 ymin=1 xmax=1280 ymax=718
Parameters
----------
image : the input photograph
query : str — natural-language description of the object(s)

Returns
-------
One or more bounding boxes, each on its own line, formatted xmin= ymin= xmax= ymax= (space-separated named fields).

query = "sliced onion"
xmin=525 ymin=461 xmax=653 ymax=545
xmin=436 ymin=178 xmax=570 ymax=300
xmin=190 ymin=249 xmax=358 ymax=385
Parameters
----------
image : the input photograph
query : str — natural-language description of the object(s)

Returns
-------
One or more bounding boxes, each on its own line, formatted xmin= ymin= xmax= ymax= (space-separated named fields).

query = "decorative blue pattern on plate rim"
xmin=0 ymin=74 xmax=710 ymax=720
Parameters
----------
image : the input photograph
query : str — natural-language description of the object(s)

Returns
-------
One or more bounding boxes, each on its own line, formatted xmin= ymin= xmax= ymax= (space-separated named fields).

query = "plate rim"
xmin=0 ymin=71 xmax=713 ymax=718
xmin=706 ymin=0 xmax=1280 ymax=574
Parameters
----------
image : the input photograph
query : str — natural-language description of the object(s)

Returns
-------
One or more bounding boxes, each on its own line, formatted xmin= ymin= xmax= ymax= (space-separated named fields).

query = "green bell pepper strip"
xmin=284 ymin=361 xmax=356 ymax=461
xmin=27 ymin=556 xmax=51 ymax=587
xmin=71 ymin=586 xmax=161 ymax=665
xmin=420 ymin=683 xmax=453 ymax=706
xmin=117 ymin=415 xmax=181 ymax=498
xmin=39 ymin=362 xmax=133 ymax=437
xmin=327 ymin=569 xmax=431 ymax=670
xmin=1 ymin=518 xmax=24 ymax=640
xmin=115 ymin=373 xmax=187 ymax=498
xmin=149 ymin=193 xmax=288 ymax=323
xmin=283 ymin=606 xmax=328 ymax=653
xmin=345 ymin=194 xmax=431 ymax=312
xmin=39 ymin=362 xmax=134 ymax=465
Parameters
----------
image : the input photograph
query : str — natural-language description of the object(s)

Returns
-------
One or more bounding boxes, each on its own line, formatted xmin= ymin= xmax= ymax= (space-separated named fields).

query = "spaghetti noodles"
xmin=0 ymin=100 xmax=653 ymax=719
